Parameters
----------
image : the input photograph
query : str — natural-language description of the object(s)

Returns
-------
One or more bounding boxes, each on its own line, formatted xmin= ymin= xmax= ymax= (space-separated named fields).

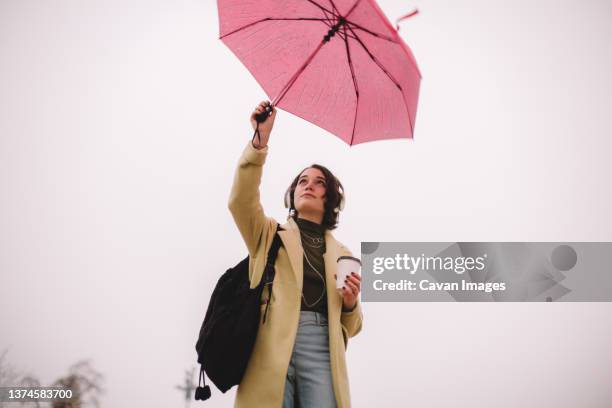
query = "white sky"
xmin=1 ymin=0 xmax=611 ymax=407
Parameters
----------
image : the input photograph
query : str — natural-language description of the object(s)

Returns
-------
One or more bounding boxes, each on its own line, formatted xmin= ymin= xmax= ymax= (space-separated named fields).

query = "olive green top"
xmin=296 ymin=217 xmax=328 ymax=316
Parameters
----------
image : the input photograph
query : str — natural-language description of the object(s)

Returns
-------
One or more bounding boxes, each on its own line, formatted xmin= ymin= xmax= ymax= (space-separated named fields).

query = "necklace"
xmin=301 ymin=250 xmax=326 ymax=308
xmin=300 ymin=230 xmax=324 ymax=248
xmin=297 ymin=229 xmax=326 ymax=308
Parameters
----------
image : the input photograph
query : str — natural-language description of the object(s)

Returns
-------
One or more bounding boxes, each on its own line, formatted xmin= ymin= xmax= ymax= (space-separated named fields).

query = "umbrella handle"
xmin=254 ymin=104 xmax=273 ymax=123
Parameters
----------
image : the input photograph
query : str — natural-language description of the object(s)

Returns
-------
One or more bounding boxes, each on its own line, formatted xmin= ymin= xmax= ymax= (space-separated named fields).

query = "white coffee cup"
xmin=336 ymin=256 xmax=362 ymax=290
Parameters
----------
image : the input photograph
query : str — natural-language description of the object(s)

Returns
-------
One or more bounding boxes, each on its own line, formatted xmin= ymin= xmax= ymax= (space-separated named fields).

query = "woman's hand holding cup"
xmin=336 ymin=256 xmax=362 ymax=311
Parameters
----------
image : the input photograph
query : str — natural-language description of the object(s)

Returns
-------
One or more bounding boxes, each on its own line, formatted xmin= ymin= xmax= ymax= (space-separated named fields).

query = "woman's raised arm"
xmin=227 ymin=101 xmax=277 ymax=258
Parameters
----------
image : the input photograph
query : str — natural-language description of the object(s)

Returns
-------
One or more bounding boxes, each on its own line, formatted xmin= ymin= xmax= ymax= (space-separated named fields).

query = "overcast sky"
xmin=1 ymin=0 xmax=611 ymax=407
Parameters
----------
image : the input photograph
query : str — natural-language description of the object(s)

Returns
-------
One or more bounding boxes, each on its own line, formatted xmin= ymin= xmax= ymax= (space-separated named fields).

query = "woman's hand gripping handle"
xmin=250 ymin=100 xmax=277 ymax=149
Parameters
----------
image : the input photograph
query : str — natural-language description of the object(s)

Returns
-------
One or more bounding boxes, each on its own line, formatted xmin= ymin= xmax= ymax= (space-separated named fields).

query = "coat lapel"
xmin=278 ymin=218 xmax=303 ymax=290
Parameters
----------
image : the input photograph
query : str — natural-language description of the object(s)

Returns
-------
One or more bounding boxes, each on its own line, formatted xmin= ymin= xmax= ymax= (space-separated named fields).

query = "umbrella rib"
xmin=346 ymin=21 xmax=398 ymax=43
xmin=326 ymin=0 xmax=341 ymax=17
xmin=346 ymin=24 xmax=414 ymax=137
xmin=320 ymin=8 xmax=337 ymax=28
xmin=337 ymin=29 xmax=356 ymax=41
xmin=346 ymin=25 xmax=401 ymax=89
xmin=309 ymin=0 xmax=342 ymax=30
xmin=272 ymin=41 xmax=327 ymax=106
xmin=305 ymin=0 xmax=336 ymax=17
xmin=220 ymin=17 xmax=332 ymax=39
xmin=344 ymin=0 xmax=364 ymax=18
xmin=342 ymin=25 xmax=360 ymax=145
xmin=337 ymin=28 xmax=358 ymax=41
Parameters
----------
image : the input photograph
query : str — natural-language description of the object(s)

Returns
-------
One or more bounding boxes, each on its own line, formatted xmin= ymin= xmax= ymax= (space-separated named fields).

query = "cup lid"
xmin=337 ymin=256 xmax=361 ymax=265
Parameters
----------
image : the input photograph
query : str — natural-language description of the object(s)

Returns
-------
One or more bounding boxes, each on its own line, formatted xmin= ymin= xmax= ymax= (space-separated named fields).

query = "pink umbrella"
xmin=218 ymin=0 xmax=421 ymax=145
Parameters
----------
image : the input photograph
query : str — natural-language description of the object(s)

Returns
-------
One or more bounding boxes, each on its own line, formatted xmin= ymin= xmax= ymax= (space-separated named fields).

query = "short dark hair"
xmin=285 ymin=164 xmax=344 ymax=230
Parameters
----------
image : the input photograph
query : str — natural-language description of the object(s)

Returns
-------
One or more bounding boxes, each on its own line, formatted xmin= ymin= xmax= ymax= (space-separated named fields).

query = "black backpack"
xmin=194 ymin=226 xmax=283 ymax=401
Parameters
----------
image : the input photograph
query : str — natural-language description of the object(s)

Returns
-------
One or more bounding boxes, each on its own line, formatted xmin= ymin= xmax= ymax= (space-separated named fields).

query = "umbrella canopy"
xmin=218 ymin=0 xmax=421 ymax=145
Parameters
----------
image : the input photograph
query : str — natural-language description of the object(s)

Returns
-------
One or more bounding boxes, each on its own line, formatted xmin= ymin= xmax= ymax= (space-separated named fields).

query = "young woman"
xmin=228 ymin=101 xmax=363 ymax=408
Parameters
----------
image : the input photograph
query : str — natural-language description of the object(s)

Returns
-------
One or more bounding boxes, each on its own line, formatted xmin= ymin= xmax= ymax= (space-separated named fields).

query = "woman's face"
xmin=293 ymin=167 xmax=327 ymax=218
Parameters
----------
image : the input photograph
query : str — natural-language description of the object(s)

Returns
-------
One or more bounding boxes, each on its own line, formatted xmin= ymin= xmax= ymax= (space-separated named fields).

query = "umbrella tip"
xmin=395 ymin=8 xmax=420 ymax=31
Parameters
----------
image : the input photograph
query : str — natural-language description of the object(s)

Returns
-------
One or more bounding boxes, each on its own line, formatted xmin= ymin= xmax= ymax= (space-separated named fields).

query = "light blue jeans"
xmin=283 ymin=311 xmax=337 ymax=408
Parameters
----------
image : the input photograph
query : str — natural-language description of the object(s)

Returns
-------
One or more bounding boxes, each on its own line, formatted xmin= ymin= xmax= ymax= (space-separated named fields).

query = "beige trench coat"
xmin=228 ymin=142 xmax=363 ymax=408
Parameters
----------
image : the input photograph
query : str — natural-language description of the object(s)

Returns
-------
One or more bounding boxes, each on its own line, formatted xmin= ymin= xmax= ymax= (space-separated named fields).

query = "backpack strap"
xmin=262 ymin=224 xmax=283 ymax=323
xmin=264 ymin=224 xmax=283 ymax=272
xmin=194 ymin=365 xmax=211 ymax=401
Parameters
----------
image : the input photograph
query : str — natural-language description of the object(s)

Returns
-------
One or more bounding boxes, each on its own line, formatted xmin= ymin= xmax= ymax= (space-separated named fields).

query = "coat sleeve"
xmin=341 ymin=301 xmax=363 ymax=338
xmin=338 ymin=244 xmax=364 ymax=338
xmin=228 ymin=142 xmax=277 ymax=285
